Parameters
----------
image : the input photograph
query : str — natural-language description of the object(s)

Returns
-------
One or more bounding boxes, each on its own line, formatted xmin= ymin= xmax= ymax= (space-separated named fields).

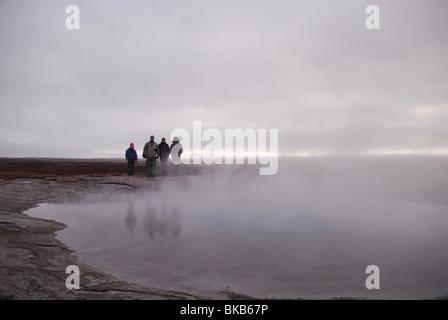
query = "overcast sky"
xmin=0 ymin=0 xmax=447 ymax=158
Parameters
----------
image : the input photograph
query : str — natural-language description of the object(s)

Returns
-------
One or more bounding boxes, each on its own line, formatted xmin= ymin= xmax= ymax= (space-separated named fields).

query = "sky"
xmin=0 ymin=0 xmax=447 ymax=158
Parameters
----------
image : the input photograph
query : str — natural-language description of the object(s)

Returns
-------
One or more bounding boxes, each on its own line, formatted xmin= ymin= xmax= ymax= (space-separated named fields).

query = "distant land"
xmin=0 ymin=157 xmax=145 ymax=179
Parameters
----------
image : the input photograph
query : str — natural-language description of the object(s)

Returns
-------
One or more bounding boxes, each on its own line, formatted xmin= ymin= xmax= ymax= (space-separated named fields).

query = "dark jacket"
xmin=158 ymin=142 xmax=170 ymax=160
xmin=125 ymin=147 xmax=138 ymax=160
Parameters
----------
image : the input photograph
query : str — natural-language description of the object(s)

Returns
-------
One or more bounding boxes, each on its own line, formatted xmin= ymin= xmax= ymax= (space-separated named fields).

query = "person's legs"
xmin=172 ymin=163 xmax=179 ymax=176
xmin=146 ymin=158 xmax=151 ymax=177
xmin=149 ymin=157 xmax=156 ymax=176
xmin=127 ymin=159 xmax=134 ymax=175
xmin=161 ymin=159 xmax=167 ymax=175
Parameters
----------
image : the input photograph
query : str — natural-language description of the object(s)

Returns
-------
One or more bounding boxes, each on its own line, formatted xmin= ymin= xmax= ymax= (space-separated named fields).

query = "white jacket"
xmin=170 ymin=143 xmax=183 ymax=165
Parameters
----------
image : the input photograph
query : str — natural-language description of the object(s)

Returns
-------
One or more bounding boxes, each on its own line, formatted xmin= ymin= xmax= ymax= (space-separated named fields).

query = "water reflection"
xmin=159 ymin=205 xmax=169 ymax=236
xmin=143 ymin=206 xmax=157 ymax=240
xmin=125 ymin=201 xmax=137 ymax=234
xmin=24 ymin=158 xmax=448 ymax=299
xmin=170 ymin=208 xmax=182 ymax=237
xmin=130 ymin=203 xmax=182 ymax=240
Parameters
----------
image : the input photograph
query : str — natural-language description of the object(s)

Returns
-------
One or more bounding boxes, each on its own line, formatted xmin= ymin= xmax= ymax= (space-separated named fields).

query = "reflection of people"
xmin=159 ymin=205 xmax=169 ymax=236
xmin=158 ymin=138 xmax=170 ymax=176
xmin=125 ymin=143 xmax=138 ymax=175
xmin=170 ymin=208 xmax=182 ymax=237
xmin=143 ymin=135 xmax=158 ymax=177
xmin=170 ymin=136 xmax=183 ymax=176
xmin=125 ymin=201 xmax=137 ymax=234
xmin=140 ymin=205 xmax=182 ymax=240
xmin=143 ymin=207 xmax=157 ymax=240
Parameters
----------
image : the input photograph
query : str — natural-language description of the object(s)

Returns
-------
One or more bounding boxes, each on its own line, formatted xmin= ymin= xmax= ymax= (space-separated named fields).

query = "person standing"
xmin=170 ymin=136 xmax=183 ymax=176
xmin=125 ymin=142 xmax=138 ymax=175
xmin=143 ymin=135 xmax=159 ymax=177
xmin=158 ymin=137 xmax=170 ymax=175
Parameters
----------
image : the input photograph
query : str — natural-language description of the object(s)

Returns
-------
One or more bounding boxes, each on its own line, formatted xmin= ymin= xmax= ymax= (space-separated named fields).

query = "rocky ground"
xmin=0 ymin=158 xmax=253 ymax=300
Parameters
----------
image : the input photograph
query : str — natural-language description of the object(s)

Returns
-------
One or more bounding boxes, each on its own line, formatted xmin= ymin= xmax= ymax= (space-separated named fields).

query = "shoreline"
xmin=0 ymin=159 xmax=254 ymax=300
xmin=2 ymin=158 xmax=447 ymax=300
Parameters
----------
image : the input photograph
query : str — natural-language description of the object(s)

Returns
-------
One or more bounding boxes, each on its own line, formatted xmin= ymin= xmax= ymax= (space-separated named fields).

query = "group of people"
xmin=125 ymin=136 xmax=183 ymax=177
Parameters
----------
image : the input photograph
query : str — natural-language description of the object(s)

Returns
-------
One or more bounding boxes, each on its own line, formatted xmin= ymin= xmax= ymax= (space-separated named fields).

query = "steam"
xmin=26 ymin=157 xmax=448 ymax=298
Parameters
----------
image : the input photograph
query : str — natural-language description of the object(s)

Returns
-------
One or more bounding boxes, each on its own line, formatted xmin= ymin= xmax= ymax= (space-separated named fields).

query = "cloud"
xmin=1 ymin=0 xmax=447 ymax=157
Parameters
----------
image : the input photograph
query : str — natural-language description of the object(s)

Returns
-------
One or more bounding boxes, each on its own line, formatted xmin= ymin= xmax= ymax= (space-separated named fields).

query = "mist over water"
xmin=26 ymin=157 xmax=448 ymax=299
